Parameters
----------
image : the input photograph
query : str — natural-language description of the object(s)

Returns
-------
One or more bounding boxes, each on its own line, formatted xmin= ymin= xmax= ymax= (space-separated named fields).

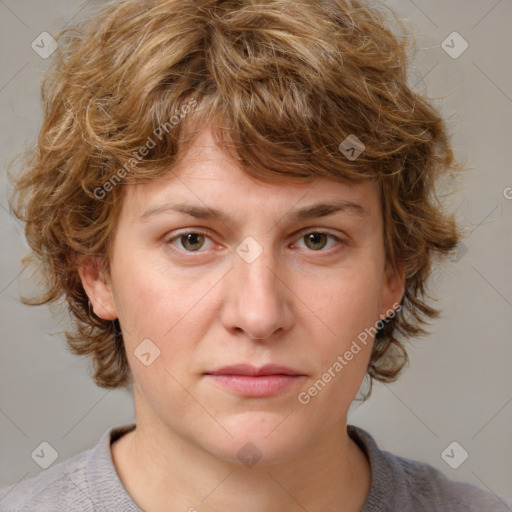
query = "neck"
xmin=111 ymin=416 xmax=371 ymax=512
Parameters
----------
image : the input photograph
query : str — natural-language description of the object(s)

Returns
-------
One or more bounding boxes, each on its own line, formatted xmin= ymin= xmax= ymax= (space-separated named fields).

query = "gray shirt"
xmin=0 ymin=423 xmax=509 ymax=511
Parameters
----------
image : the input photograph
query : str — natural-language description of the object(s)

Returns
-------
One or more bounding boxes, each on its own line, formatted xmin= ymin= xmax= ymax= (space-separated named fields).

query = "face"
xmin=81 ymin=126 xmax=404 ymax=466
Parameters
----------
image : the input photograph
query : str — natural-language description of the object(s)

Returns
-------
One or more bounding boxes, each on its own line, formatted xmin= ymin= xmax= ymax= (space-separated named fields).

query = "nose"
xmin=220 ymin=243 xmax=294 ymax=341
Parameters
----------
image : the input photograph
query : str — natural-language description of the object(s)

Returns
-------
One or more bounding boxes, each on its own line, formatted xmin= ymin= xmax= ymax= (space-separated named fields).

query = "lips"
xmin=205 ymin=364 xmax=304 ymax=377
xmin=204 ymin=364 xmax=306 ymax=397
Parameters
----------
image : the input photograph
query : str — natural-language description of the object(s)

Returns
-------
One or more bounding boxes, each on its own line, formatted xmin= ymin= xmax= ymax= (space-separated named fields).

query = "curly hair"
xmin=9 ymin=0 xmax=463 ymax=398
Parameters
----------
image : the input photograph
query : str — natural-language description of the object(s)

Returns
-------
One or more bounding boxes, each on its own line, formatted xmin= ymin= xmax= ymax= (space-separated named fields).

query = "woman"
xmin=1 ymin=0 xmax=509 ymax=510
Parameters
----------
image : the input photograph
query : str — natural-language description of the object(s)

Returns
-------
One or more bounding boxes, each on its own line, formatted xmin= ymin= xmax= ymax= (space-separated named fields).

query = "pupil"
xmin=184 ymin=233 xmax=203 ymax=251
xmin=307 ymin=233 xmax=326 ymax=250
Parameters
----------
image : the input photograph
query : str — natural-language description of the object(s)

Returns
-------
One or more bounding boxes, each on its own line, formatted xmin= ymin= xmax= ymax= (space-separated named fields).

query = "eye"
xmin=165 ymin=229 xmax=344 ymax=254
xmin=294 ymin=231 xmax=343 ymax=252
xmin=166 ymin=231 xmax=214 ymax=252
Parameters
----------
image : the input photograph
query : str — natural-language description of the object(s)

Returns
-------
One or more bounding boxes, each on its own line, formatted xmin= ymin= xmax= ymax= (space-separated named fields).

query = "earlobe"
xmin=77 ymin=256 xmax=118 ymax=321
xmin=380 ymin=262 xmax=406 ymax=319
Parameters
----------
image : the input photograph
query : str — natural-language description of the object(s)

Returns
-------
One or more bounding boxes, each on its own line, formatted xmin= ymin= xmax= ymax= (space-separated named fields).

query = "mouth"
xmin=205 ymin=364 xmax=304 ymax=377
xmin=203 ymin=364 xmax=306 ymax=397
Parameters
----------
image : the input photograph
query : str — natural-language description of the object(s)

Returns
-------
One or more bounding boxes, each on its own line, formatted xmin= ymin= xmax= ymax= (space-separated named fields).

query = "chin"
xmin=204 ymin=415 xmax=309 ymax=467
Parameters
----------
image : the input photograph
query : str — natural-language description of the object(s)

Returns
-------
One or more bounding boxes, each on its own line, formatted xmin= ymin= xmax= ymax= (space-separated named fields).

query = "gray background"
xmin=1 ymin=0 xmax=511 ymax=503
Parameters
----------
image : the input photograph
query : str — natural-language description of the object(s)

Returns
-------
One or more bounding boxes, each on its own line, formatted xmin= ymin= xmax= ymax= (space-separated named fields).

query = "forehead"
xmin=121 ymin=127 xmax=381 ymax=225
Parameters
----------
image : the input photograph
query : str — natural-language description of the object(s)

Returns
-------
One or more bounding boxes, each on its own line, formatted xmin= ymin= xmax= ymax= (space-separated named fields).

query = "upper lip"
xmin=205 ymin=364 xmax=304 ymax=376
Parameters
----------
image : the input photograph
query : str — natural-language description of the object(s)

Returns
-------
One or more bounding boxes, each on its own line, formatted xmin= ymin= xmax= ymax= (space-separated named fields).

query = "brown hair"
xmin=9 ymin=0 xmax=463 ymax=399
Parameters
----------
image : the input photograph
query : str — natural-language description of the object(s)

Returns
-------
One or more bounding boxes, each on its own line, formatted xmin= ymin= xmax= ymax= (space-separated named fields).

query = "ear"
xmin=77 ymin=256 xmax=118 ymax=321
xmin=379 ymin=261 xmax=406 ymax=321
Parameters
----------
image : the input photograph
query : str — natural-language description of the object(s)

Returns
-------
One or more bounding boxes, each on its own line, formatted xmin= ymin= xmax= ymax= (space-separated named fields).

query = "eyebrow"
xmin=138 ymin=199 xmax=368 ymax=223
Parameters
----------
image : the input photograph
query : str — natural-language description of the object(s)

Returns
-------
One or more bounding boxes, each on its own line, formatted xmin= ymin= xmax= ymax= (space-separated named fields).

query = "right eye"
xmin=165 ymin=231 xmax=215 ymax=252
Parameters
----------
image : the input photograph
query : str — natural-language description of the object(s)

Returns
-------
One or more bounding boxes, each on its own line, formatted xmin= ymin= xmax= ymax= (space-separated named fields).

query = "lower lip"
xmin=205 ymin=374 xmax=303 ymax=397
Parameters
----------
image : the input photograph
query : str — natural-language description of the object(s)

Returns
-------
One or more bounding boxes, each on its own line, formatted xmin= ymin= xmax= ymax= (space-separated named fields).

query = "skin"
xmin=79 ymin=126 xmax=405 ymax=512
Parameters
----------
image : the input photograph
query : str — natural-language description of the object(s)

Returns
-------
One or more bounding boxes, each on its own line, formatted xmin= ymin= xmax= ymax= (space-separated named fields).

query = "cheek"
xmin=110 ymin=249 xmax=173 ymax=329
xmin=299 ymin=260 xmax=384 ymax=340
xmin=110 ymin=251 xmax=219 ymax=360
xmin=113 ymin=274 xmax=172 ymax=339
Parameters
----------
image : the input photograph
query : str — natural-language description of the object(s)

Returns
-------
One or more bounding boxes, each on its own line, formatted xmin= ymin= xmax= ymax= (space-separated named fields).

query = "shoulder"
xmin=384 ymin=450 xmax=511 ymax=511
xmin=0 ymin=424 xmax=138 ymax=512
xmin=348 ymin=424 xmax=511 ymax=512
xmin=0 ymin=449 xmax=92 ymax=512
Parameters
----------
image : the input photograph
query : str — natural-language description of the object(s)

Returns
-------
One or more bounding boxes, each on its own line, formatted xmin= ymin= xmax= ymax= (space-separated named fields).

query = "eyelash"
xmin=165 ymin=229 xmax=345 ymax=255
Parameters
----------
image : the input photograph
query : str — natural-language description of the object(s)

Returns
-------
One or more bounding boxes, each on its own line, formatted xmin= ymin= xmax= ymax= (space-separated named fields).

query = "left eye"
xmin=294 ymin=231 xmax=341 ymax=251
xmin=166 ymin=230 xmax=342 ymax=253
